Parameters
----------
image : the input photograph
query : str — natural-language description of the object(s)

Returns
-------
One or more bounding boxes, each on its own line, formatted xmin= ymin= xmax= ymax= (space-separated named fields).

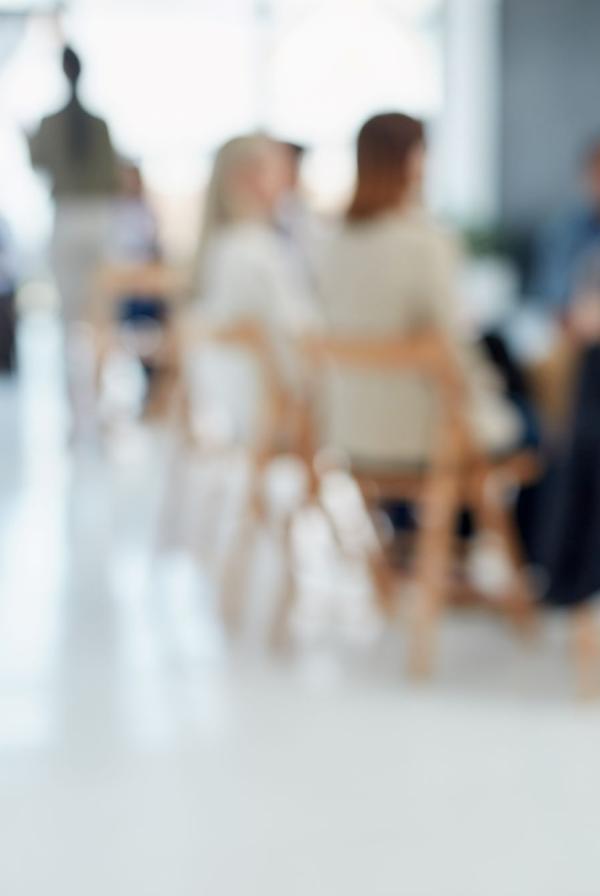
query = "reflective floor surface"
xmin=1 ymin=312 xmax=600 ymax=896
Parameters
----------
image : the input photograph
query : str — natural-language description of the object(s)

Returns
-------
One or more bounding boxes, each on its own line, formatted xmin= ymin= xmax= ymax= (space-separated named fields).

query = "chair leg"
xmin=153 ymin=376 xmax=197 ymax=553
xmin=269 ymin=510 xmax=297 ymax=651
xmin=218 ymin=469 xmax=264 ymax=633
xmin=470 ymin=470 xmax=538 ymax=637
xmin=92 ymin=323 xmax=110 ymax=396
xmin=365 ymin=535 xmax=397 ymax=619
xmin=268 ymin=457 xmax=333 ymax=652
xmin=407 ymin=473 xmax=459 ymax=679
xmin=320 ymin=483 xmax=397 ymax=620
xmin=572 ymin=604 xmax=600 ymax=700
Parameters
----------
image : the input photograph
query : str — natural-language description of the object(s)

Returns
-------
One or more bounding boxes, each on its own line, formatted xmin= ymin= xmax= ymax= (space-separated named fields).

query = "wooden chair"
xmin=166 ymin=317 xmax=304 ymax=639
xmin=526 ymin=331 xmax=579 ymax=438
xmin=297 ymin=329 xmax=540 ymax=679
xmin=90 ymin=261 xmax=187 ymax=420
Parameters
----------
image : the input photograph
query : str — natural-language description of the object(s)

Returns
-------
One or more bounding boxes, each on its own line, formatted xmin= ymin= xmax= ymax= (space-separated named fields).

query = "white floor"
xmin=1 ymin=312 xmax=600 ymax=896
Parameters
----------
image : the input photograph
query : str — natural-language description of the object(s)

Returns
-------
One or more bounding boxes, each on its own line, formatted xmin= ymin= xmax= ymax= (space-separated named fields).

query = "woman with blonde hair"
xmin=191 ymin=134 xmax=318 ymax=439
xmin=196 ymin=134 xmax=314 ymax=324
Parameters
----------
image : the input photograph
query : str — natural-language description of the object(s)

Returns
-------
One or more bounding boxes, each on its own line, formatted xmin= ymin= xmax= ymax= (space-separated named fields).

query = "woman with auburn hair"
xmin=347 ymin=112 xmax=426 ymax=222
xmin=318 ymin=112 xmax=521 ymax=466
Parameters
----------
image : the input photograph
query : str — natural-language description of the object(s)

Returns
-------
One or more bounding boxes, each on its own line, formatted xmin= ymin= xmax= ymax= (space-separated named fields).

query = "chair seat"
xmin=349 ymin=449 xmax=540 ymax=501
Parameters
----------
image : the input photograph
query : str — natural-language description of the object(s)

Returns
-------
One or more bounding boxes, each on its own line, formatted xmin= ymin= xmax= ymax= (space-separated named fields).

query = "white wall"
xmin=434 ymin=0 xmax=501 ymax=225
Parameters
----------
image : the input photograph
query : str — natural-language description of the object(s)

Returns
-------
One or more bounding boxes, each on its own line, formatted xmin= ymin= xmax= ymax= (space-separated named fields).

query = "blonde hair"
xmin=195 ymin=134 xmax=275 ymax=288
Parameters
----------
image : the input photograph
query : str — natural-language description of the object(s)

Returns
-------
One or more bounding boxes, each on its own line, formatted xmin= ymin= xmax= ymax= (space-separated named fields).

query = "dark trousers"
xmin=0 ymin=290 xmax=16 ymax=373
xmin=543 ymin=347 xmax=600 ymax=606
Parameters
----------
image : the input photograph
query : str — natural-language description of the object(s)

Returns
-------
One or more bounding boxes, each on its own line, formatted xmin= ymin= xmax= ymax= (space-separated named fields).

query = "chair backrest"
xmin=299 ymin=328 xmax=474 ymax=470
xmin=91 ymin=262 xmax=187 ymax=323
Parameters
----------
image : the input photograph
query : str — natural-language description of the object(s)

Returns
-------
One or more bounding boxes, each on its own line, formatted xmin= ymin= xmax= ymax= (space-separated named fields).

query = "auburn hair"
xmin=347 ymin=113 xmax=425 ymax=222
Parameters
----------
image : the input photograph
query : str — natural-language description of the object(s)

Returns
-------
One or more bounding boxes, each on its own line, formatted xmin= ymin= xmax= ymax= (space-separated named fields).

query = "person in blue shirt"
xmin=532 ymin=138 xmax=600 ymax=314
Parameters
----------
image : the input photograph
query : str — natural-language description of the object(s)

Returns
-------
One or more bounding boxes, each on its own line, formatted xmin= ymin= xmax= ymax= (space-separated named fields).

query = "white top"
xmin=201 ymin=221 xmax=317 ymax=336
xmin=317 ymin=208 xmax=521 ymax=465
xmin=190 ymin=221 xmax=319 ymax=440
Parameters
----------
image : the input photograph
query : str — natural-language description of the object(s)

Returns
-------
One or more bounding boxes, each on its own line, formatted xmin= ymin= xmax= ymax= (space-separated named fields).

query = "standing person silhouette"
xmin=28 ymin=45 xmax=118 ymax=438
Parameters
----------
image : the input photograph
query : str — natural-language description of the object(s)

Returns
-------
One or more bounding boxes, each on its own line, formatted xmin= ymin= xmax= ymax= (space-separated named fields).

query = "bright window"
xmin=0 ymin=0 xmax=442 ymax=252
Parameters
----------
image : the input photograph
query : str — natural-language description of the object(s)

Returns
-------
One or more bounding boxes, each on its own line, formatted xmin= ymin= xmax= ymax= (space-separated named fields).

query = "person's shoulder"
xmin=78 ymin=110 xmax=111 ymax=137
xmin=87 ymin=110 xmax=110 ymax=127
xmin=37 ymin=104 xmax=106 ymax=127
xmin=376 ymin=207 xmax=460 ymax=260
xmin=324 ymin=210 xmax=439 ymax=256
xmin=400 ymin=206 xmax=456 ymax=239
xmin=36 ymin=109 xmax=62 ymax=131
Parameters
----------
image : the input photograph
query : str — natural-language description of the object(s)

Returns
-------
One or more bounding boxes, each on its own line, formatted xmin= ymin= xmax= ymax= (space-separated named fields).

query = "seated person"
xmin=532 ymin=137 xmax=600 ymax=315
xmin=317 ymin=112 xmax=521 ymax=470
xmin=109 ymin=160 xmax=166 ymax=325
xmin=543 ymin=346 xmax=600 ymax=607
xmin=539 ymin=236 xmax=600 ymax=606
xmin=108 ymin=161 xmax=169 ymax=407
xmin=190 ymin=134 xmax=318 ymax=440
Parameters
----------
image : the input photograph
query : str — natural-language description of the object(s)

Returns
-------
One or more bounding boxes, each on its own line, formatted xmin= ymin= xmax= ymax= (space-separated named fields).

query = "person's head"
xmin=62 ymin=45 xmax=82 ymax=93
xmin=279 ymin=141 xmax=306 ymax=193
xmin=347 ymin=112 xmax=425 ymax=222
xmin=61 ymin=46 xmax=90 ymax=160
xmin=195 ymin=134 xmax=288 ymax=281
xmin=203 ymin=134 xmax=288 ymax=231
xmin=581 ymin=138 xmax=600 ymax=208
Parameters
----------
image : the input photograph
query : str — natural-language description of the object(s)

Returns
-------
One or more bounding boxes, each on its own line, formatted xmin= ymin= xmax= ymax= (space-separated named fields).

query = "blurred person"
xmin=532 ymin=137 xmax=600 ymax=314
xmin=110 ymin=161 xmax=161 ymax=265
xmin=109 ymin=160 xmax=172 ymax=415
xmin=191 ymin=134 xmax=318 ymax=440
xmin=318 ymin=112 xmax=522 ymax=470
xmin=540 ymin=238 xmax=600 ymax=601
xmin=28 ymin=44 xmax=118 ymax=436
xmin=195 ymin=134 xmax=317 ymax=342
xmin=0 ymin=215 xmax=18 ymax=373
xmin=275 ymin=141 xmax=324 ymax=289
xmin=543 ymin=336 xmax=600 ymax=609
